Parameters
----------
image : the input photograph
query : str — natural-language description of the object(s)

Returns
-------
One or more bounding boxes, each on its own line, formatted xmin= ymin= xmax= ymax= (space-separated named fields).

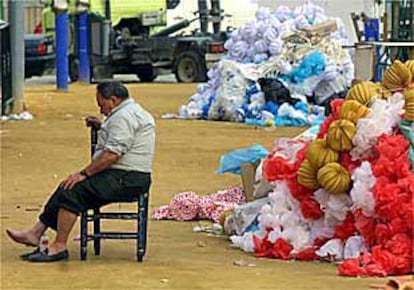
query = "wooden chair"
xmin=80 ymin=127 xmax=149 ymax=262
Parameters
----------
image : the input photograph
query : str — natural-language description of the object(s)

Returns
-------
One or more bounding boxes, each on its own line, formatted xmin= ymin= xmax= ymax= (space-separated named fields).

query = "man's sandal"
xmin=20 ymin=248 xmax=41 ymax=261
xmin=26 ymin=249 xmax=69 ymax=263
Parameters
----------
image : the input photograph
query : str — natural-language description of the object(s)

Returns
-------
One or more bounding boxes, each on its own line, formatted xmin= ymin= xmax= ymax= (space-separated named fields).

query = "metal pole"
xmin=210 ymin=0 xmax=221 ymax=34
xmin=9 ymin=0 xmax=24 ymax=113
xmin=105 ymin=0 xmax=110 ymax=20
xmin=198 ymin=0 xmax=208 ymax=34
xmin=78 ymin=12 xmax=90 ymax=82
xmin=0 ymin=0 xmax=3 ymax=20
xmin=55 ymin=10 xmax=69 ymax=91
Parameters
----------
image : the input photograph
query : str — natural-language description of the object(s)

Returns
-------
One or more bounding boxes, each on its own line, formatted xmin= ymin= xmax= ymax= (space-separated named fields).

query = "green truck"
xmin=41 ymin=0 xmax=228 ymax=82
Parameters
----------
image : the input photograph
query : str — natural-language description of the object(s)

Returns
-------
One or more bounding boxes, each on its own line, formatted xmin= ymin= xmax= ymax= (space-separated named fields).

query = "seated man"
xmin=6 ymin=81 xmax=155 ymax=262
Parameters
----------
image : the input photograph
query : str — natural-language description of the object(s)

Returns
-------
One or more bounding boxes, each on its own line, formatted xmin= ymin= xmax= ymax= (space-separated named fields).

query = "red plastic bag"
xmin=374 ymin=223 xmax=392 ymax=245
xmin=384 ymin=233 xmax=412 ymax=257
xmin=338 ymin=258 xmax=361 ymax=276
xmin=300 ymin=198 xmax=324 ymax=220
xmin=294 ymin=247 xmax=318 ymax=261
xmin=317 ymin=115 xmax=335 ymax=139
xmin=353 ymin=209 xmax=376 ymax=246
xmin=330 ymin=99 xmax=345 ymax=119
xmin=272 ymin=238 xmax=293 ymax=260
xmin=339 ymin=151 xmax=362 ymax=174
xmin=363 ymin=263 xmax=387 ymax=277
xmin=334 ymin=211 xmax=357 ymax=241
xmin=287 ymin=179 xmax=313 ymax=202
xmin=371 ymin=246 xmax=396 ymax=275
xmin=262 ymin=156 xmax=297 ymax=182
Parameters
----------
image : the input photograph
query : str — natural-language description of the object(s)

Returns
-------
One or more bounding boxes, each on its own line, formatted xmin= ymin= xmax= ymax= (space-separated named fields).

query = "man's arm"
xmin=82 ymin=150 xmax=121 ymax=177
xmin=61 ymin=150 xmax=121 ymax=190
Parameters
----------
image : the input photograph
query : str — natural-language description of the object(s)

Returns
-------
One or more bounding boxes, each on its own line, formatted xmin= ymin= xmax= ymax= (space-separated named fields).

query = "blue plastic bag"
xmin=215 ymin=144 xmax=269 ymax=175
xmin=280 ymin=51 xmax=326 ymax=84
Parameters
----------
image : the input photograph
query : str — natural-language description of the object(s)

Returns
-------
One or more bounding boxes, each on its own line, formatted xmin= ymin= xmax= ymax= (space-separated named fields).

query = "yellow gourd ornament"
xmin=297 ymin=159 xmax=319 ymax=190
xmin=339 ymin=100 xmax=369 ymax=123
xmin=306 ymin=139 xmax=339 ymax=169
xmin=382 ymin=60 xmax=412 ymax=90
xmin=326 ymin=119 xmax=357 ymax=152
xmin=317 ymin=162 xmax=350 ymax=194
xmin=403 ymin=89 xmax=414 ymax=121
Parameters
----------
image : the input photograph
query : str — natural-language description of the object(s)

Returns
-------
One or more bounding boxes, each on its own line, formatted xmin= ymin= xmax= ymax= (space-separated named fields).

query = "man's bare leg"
xmin=6 ymin=222 xmax=47 ymax=247
xmin=47 ymin=208 xmax=77 ymax=255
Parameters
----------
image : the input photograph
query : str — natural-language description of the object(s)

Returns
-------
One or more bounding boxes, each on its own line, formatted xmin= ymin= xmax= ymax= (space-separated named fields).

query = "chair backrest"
xmin=91 ymin=127 xmax=98 ymax=157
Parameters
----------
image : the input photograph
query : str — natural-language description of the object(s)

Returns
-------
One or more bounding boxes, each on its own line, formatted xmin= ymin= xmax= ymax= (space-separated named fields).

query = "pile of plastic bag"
xmin=177 ymin=1 xmax=354 ymax=127
xmin=227 ymin=90 xmax=413 ymax=277
xmin=155 ymin=59 xmax=414 ymax=277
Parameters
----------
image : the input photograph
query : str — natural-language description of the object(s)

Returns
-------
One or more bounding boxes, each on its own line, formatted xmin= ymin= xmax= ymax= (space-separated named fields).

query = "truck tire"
xmin=137 ymin=66 xmax=156 ymax=82
xmin=69 ymin=56 xmax=79 ymax=83
xmin=174 ymin=51 xmax=207 ymax=83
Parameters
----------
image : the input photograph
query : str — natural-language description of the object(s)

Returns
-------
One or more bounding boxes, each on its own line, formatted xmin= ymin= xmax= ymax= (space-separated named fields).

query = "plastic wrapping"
xmin=208 ymin=60 xmax=253 ymax=121
xmin=224 ymin=197 xmax=273 ymax=236
xmin=343 ymin=236 xmax=367 ymax=259
xmin=350 ymin=162 xmax=376 ymax=217
xmin=316 ymin=238 xmax=344 ymax=261
xmin=351 ymin=94 xmax=405 ymax=161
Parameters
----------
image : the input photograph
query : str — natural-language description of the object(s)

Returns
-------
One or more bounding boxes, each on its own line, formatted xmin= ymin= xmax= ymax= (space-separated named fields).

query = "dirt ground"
xmin=1 ymin=81 xmax=389 ymax=289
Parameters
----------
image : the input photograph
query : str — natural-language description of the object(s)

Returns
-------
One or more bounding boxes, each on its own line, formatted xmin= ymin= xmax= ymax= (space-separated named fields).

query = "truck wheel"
xmin=69 ymin=56 xmax=79 ymax=82
xmin=137 ymin=66 xmax=156 ymax=82
xmin=174 ymin=51 xmax=206 ymax=83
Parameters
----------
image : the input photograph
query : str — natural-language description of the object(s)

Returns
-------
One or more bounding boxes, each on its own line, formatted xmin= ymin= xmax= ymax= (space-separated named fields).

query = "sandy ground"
xmin=1 ymin=81 xmax=388 ymax=289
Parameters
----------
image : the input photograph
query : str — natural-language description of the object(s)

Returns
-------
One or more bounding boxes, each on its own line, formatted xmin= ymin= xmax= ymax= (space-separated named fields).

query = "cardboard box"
xmin=301 ymin=20 xmax=338 ymax=37
xmin=240 ymin=162 xmax=258 ymax=202
xmin=240 ymin=160 xmax=273 ymax=201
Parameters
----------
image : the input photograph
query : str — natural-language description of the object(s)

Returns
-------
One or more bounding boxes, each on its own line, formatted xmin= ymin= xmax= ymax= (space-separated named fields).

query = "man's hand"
xmin=61 ymin=172 xmax=87 ymax=190
xmin=85 ymin=116 xmax=102 ymax=130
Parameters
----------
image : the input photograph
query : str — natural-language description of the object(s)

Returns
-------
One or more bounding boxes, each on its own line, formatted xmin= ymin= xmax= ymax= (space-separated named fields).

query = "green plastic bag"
xmin=399 ymin=119 xmax=414 ymax=170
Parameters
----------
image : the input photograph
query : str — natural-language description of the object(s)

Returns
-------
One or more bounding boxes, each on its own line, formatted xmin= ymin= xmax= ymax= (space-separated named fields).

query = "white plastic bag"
xmin=316 ymin=238 xmax=344 ymax=261
xmin=344 ymin=236 xmax=367 ymax=259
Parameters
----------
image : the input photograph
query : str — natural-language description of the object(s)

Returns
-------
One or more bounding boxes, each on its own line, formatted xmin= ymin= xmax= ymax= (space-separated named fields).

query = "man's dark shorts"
xmin=39 ymin=169 xmax=151 ymax=230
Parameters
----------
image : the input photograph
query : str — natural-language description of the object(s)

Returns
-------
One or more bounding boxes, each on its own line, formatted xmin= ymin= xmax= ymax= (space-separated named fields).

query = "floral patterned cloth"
xmin=151 ymin=186 xmax=246 ymax=223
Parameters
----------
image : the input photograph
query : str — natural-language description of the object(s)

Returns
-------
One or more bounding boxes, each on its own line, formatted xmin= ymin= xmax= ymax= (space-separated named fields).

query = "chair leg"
xmin=80 ymin=211 xmax=88 ymax=261
xmin=137 ymin=193 xmax=149 ymax=262
xmin=93 ymin=208 xmax=101 ymax=256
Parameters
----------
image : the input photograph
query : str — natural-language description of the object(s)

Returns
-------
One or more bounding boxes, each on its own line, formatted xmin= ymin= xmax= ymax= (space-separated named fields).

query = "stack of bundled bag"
xmin=224 ymin=59 xmax=414 ymax=277
xmin=178 ymin=1 xmax=354 ymax=127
